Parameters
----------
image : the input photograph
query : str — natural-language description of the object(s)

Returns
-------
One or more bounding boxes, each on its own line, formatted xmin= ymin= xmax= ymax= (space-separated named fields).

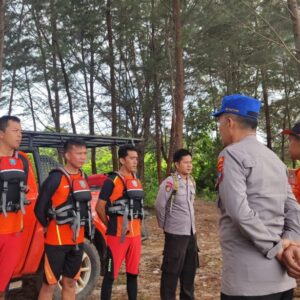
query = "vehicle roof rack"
xmin=21 ymin=131 xmax=142 ymax=148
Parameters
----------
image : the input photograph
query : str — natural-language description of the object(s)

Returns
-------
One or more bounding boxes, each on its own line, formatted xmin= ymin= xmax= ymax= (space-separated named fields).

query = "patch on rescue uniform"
xmin=215 ymin=156 xmax=225 ymax=188
xmin=165 ymin=181 xmax=173 ymax=192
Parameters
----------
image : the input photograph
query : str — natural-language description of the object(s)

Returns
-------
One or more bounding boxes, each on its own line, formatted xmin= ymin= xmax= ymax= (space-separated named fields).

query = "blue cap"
xmin=212 ymin=94 xmax=261 ymax=119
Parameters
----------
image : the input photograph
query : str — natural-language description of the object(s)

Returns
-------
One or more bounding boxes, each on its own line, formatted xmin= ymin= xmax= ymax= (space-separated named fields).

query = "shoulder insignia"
xmin=217 ymin=156 xmax=224 ymax=173
xmin=216 ymin=156 xmax=225 ymax=188
xmin=165 ymin=181 xmax=173 ymax=192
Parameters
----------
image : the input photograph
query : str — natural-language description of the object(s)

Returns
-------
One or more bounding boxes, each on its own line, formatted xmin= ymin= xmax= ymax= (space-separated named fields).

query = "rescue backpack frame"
xmin=106 ymin=172 xmax=144 ymax=242
xmin=48 ymin=167 xmax=93 ymax=243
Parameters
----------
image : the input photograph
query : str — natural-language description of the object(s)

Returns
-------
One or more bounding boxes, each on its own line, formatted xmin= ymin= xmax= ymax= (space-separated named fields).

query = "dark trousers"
xmin=220 ymin=289 xmax=293 ymax=300
xmin=160 ymin=233 xmax=199 ymax=300
xmin=101 ymin=272 xmax=137 ymax=300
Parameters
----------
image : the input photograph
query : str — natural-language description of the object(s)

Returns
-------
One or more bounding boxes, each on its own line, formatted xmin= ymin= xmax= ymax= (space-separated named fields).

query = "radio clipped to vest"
xmin=48 ymin=167 xmax=93 ymax=243
xmin=107 ymin=172 xmax=144 ymax=242
xmin=0 ymin=151 xmax=29 ymax=217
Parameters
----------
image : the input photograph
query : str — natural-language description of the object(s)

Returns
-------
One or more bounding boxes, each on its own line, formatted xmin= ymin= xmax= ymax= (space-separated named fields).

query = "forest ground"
xmin=89 ymin=200 xmax=221 ymax=299
xmin=88 ymin=199 xmax=300 ymax=300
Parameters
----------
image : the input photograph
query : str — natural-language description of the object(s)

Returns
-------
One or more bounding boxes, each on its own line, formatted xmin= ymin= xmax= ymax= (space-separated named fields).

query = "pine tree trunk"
xmin=8 ymin=1 xmax=24 ymax=115
xmin=151 ymin=0 xmax=162 ymax=183
xmin=261 ymin=68 xmax=272 ymax=150
xmin=79 ymin=31 xmax=96 ymax=173
xmin=56 ymin=45 xmax=76 ymax=133
xmin=24 ymin=65 xmax=37 ymax=131
xmin=31 ymin=6 xmax=58 ymax=131
xmin=173 ymin=0 xmax=184 ymax=151
xmin=166 ymin=111 xmax=176 ymax=175
xmin=154 ymin=76 xmax=162 ymax=183
xmin=89 ymin=37 xmax=96 ymax=174
xmin=281 ymin=60 xmax=292 ymax=161
xmin=165 ymin=9 xmax=176 ymax=175
xmin=0 ymin=0 xmax=5 ymax=98
xmin=50 ymin=0 xmax=60 ymax=132
xmin=106 ymin=0 xmax=118 ymax=170
xmin=288 ymin=0 xmax=300 ymax=71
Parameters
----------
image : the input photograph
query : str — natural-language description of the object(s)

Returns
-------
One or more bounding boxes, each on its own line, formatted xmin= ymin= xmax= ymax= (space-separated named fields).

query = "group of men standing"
xmin=0 ymin=115 xmax=198 ymax=300
xmin=154 ymin=93 xmax=300 ymax=300
xmin=1 ymin=92 xmax=300 ymax=300
xmin=0 ymin=115 xmax=95 ymax=300
xmin=0 ymin=117 xmax=146 ymax=300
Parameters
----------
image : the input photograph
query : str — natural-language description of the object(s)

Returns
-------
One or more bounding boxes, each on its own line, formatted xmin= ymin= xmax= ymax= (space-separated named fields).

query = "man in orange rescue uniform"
xmin=96 ymin=145 xmax=144 ymax=300
xmin=280 ymin=122 xmax=300 ymax=280
xmin=0 ymin=115 xmax=37 ymax=300
xmin=35 ymin=139 xmax=92 ymax=300
xmin=282 ymin=122 xmax=300 ymax=202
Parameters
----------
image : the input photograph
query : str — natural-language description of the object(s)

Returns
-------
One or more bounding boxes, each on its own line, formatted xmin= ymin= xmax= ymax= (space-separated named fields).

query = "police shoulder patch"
xmin=217 ymin=156 xmax=224 ymax=173
xmin=216 ymin=156 xmax=225 ymax=187
xmin=165 ymin=181 xmax=173 ymax=192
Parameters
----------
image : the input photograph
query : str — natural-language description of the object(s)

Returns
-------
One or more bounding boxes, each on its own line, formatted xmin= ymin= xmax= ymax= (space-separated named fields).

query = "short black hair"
xmin=63 ymin=138 xmax=86 ymax=153
xmin=0 ymin=115 xmax=21 ymax=132
xmin=227 ymin=114 xmax=258 ymax=129
xmin=118 ymin=144 xmax=138 ymax=159
xmin=173 ymin=149 xmax=192 ymax=163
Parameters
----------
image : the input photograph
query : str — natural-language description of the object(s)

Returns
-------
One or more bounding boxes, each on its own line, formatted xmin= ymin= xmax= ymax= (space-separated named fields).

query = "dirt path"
xmin=88 ymin=199 xmax=300 ymax=300
xmin=89 ymin=199 xmax=221 ymax=299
